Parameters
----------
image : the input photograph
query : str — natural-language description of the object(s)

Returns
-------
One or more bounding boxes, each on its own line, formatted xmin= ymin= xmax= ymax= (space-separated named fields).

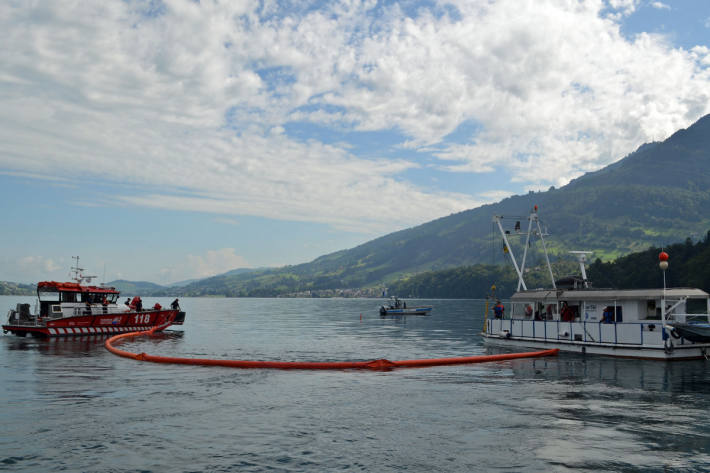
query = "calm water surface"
xmin=1 ymin=296 xmax=710 ymax=472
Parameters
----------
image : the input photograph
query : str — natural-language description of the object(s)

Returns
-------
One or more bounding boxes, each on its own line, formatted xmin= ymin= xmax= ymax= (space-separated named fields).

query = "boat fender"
xmin=670 ymin=328 xmax=681 ymax=339
xmin=499 ymin=330 xmax=511 ymax=339
xmin=561 ymin=331 xmax=569 ymax=337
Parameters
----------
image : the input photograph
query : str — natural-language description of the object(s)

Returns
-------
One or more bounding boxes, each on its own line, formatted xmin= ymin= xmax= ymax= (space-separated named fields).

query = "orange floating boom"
xmin=105 ymin=327 xmax=559 ymax=370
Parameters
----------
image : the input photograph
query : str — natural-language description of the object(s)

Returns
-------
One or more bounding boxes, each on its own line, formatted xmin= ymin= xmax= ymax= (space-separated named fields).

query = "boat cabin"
xmin=37 ymin=281 xmax=120 ymax=318
xmin=508 ymin=288 xmax=710 ymax=324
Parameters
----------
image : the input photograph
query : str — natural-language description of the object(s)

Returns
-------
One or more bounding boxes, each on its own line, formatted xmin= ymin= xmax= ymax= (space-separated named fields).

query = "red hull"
xmin=2 ymin=309 xmax=183 ymax=337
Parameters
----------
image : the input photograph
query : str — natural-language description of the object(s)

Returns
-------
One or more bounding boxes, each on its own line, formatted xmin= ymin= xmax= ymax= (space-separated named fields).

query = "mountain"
xmin=0 ymin=281 xmax=35 ymax=296
xmin=175 ymin=114 xmax=710 ymax=297
xmin=104 ymin=268 xmax=268 ymax=296
xmin=107 ymin=280 xmax=169 ymax=296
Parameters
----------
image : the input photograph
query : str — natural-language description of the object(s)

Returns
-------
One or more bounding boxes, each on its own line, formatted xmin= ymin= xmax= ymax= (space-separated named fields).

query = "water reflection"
xmin=2 ymin=296 xmax=709 ymax=472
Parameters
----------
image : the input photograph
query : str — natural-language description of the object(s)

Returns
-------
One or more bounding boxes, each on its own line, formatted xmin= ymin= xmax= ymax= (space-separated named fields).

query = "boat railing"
xmin=488 ymin=318 xmax=668 ymax=346
xmin=6 ymin=310 xmax=41 ymax=327
xmin=70 ymin=306 xmax=164 ymax=317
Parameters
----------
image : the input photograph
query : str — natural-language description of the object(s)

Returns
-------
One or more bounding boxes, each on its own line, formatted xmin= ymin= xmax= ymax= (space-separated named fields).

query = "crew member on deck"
xmin=601 ymin=306 xmax=613 ymax=324
xmin=171 ymin=298 xmax=180 ymax=310
xmin=494 ymin=300 xmax=504 ymax=319
xmin=561 ymin=302 xmax=574 ymax=322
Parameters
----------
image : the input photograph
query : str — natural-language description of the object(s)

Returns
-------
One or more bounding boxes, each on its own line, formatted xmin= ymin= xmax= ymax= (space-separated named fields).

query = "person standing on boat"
xmin=601 ymin=306 xmax=613 ymax=324
xmin=494 ymin=300 xmax=504 ymax=319
xmin=102 ymin=296 xmax=108 ymax=314
xmin=171 ymin=298 xmax=180 ymax=310
xmin=561 ymin=302 xmax=574 ymax=322
xmin=85 ymin=297 xmax=92 ymax=315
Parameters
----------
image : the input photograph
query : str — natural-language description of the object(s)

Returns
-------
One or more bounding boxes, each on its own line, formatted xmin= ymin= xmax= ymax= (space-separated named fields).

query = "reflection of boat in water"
xmin=2 ymin=257 xmax=185 ymax=338
xmin=379 ymin=297 xmax=432 ymax=316
xmin=482 ymin=207 xmax=710 ymax=360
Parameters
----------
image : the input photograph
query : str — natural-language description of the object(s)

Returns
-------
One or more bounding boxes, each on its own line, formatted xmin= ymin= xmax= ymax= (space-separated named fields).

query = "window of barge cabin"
xmin=646 ymin=300 xmax=660 ymax=319
xmin=60 ymin=292 xmax=77 ymax=302
xmin=612 ymin=305 xmax=623 ymax=322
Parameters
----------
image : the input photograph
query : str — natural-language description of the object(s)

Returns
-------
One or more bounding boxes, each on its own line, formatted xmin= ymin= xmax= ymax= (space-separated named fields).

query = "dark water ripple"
xmin=1 ymin=296 xmax=710 ymax=472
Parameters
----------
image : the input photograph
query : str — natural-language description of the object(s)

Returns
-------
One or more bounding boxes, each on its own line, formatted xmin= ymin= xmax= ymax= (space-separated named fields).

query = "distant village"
xmin=278 ymin=287 xmax=385 ymax=298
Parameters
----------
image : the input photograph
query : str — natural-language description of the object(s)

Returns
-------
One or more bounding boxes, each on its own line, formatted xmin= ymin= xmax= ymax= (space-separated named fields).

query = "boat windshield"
xmin=37 ymin=287 xmax=60 ymax=302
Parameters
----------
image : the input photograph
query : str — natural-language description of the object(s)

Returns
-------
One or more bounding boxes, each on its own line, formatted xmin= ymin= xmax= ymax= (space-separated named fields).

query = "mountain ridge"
xmin=170 ymin=113 xmax=710 ymax=296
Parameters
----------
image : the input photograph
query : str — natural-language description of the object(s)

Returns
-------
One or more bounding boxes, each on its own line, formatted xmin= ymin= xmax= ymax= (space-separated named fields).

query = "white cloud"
xmin=605 ymin=0 xmax=640 ymax=17
xmin=0 ymin=0 xmax=708 ymax=235
xmin=650 ymin=2 xmax=670 ymax=11
xmin=18 ymin=256 xmax=61 ymax=274
xmin=4 ymin=256 xmax=65 ymax=283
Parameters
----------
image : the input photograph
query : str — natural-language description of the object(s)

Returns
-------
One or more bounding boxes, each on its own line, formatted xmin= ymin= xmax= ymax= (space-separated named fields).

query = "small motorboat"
xmin=379 ymin=297 xmax=432 ymax=316
xmin=667 ymin=322 xmax=710 ymax=343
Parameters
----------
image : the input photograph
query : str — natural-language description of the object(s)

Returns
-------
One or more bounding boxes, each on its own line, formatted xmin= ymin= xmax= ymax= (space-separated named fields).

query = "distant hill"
xmin=105 ymin=267 xmax=266 ymax=296
xmin=176 ymin=114 xmax=710 ymax=297
xmin=0 ymin=281 xmax=35 ymax=296
xmin=381 ymin=230 xmax=710 ymax=299
xmin=107 ymin=280 xmax=169 ymax=296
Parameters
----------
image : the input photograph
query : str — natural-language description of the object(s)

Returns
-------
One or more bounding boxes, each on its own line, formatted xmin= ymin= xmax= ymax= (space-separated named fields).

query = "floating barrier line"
xmin=105 ymin=326 xmax=559 ymax=370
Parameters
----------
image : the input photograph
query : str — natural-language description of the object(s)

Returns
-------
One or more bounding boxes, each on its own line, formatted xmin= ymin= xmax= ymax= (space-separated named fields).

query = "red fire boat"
xmin=2 ymin=258 xmax=185 ymax=338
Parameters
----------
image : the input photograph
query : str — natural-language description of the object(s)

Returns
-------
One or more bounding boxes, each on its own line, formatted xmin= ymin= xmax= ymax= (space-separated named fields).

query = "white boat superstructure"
xmin=481 ymin=208 xmax=710 ymax=360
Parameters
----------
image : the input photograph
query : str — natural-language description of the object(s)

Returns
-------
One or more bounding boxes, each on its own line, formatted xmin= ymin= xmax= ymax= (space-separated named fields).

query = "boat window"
xmin=38 ymin=288 xmax=60 ymax=302
xmin=646 ymin=300 xmax=659 ymax=319
xmin=613 ymin=305 xmax=623 ymax=322
xmin=686 ymin=299 xmax=705 ymax=314
xmin=61 ymin=292 xmax=77 ymax=303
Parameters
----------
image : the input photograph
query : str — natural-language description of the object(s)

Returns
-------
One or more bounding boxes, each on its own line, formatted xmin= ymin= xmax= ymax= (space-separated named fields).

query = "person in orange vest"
xmin=494 ymin=300 xmax=505 ymax=319
xmin=561 ymin=302 xmax=574 ymax=321
xmin=525 ymin=304 xmax=533 ymax=318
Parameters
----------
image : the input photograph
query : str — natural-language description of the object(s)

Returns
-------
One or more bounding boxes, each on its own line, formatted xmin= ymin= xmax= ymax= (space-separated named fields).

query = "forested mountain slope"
xmin=179 ymin=114 xmax=710 ymax=296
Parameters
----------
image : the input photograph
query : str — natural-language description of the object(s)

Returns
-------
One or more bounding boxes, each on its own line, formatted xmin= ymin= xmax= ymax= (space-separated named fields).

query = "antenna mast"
xmin=70 ymin=256 xmax=97 ymax=285
xmin=494 ymin=205 xmax=556 ymax=291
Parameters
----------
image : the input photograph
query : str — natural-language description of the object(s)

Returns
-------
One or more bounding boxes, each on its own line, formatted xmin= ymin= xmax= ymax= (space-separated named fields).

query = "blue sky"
xmin=1 ymin=0 xmax=709 ymax=284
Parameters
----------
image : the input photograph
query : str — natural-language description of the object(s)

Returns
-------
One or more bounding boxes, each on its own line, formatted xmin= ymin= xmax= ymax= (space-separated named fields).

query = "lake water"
xmin=1 ymin=296 xmax=710 ymax=472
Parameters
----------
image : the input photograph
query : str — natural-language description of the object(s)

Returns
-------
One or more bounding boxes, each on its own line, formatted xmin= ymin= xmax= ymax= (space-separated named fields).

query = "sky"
xmin=1 ymin=0 xmax=710 ymax=285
